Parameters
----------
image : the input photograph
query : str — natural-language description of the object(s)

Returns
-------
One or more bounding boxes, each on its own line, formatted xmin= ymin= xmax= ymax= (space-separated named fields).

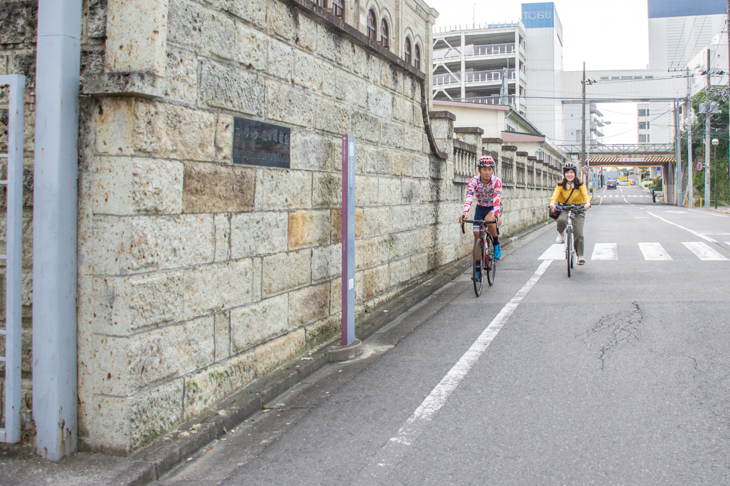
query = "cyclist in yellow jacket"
xmin=549 ymin=162 xmax=591 ymax=265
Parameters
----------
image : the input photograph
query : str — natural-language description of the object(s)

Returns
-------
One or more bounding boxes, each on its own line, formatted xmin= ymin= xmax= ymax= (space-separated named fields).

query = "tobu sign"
xmin=232 ymin=117 xmax=290 ymax=168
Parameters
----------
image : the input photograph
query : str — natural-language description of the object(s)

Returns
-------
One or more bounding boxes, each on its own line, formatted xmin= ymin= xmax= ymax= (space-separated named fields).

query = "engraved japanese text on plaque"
xmin=232 ymin=117 xmax=290 ymax=168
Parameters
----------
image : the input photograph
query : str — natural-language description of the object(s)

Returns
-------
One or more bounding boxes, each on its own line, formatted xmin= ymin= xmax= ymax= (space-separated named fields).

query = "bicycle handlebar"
xmin=461 ymin=219 xmax=498 ymax=234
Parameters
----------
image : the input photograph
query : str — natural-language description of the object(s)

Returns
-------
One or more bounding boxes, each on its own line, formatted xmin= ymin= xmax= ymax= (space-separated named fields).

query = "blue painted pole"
xmin=341 ymin=135 xmax=356 ymax=345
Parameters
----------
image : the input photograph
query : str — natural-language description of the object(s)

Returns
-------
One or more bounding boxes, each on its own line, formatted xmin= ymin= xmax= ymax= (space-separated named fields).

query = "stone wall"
xmin=1 ymin=0 xmax=559 ymax=454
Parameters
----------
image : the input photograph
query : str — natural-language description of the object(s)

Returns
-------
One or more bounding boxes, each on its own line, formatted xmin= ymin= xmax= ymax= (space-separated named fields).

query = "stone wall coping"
xmin=483 ymin=137 xmax=503 ymax=144
xmin=429 ymin=110 xmax=456 ymax=121
xmin=502 ymin=145 xmax=518 ymax=152
xmin=515 ymin=161 xmax=526 ymax=169
xmin=502 ymin=156 xmax=513 ymax=164
xmin=516 ymin=151 xmax=529 ymax=157
xmin=527 ymin=156 xmax=537 ymax=161
xmin=454 ymin=127 xmax=484 ymax=135
xmin=453 ymin=139 xmax=477 ymax=153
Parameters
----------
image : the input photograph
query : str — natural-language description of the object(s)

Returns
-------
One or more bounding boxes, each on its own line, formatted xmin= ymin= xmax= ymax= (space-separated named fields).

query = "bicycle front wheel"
xmin=473 ymin=237 xmax=484 ymax=297
xmin=486 ymin=234 xmax=496 ymax=286
xmin=566 ymin=227 xmax=573 ymax=277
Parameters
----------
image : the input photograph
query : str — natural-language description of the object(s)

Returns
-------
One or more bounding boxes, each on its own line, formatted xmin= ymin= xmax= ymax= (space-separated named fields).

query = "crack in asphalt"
xmin=584 ymin=302 xmax=644 ymax=370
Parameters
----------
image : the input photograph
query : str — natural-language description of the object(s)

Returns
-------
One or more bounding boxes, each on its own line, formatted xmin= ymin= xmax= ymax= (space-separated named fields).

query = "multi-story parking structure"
xmin=432 ymin=22 xmax=527 ymax=115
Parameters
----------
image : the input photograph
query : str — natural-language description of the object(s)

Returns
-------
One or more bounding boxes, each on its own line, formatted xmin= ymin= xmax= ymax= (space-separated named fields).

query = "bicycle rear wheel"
xmin=566 ymin=227 xmax=573 ymax=278
xmin=473 ymin=237 xmax=484 ymax=297
xmin=486 ymin=234 xmax=496 ymax=286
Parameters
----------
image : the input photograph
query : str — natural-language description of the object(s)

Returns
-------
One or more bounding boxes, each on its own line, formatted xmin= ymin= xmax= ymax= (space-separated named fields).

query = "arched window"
xmin=380 ymin=18 xmax=389 ymax=49
xmin=367 ymin=9 xmax=377 ymax=41
xmin=333 ymin=0 xmax=343 ymax=18
xmin=414 ymin=43 xmax=421 ymax=71
xmin=404 ymin=37 xmax=412 ymax=64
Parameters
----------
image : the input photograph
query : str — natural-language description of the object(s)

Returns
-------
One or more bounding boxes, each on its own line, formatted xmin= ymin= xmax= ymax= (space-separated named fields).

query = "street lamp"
xmin=712 ymin=138 xmax=719 ymax=209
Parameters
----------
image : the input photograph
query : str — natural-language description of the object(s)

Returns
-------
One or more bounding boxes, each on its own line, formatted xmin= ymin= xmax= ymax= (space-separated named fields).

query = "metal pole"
xmin=687 ymin=68 xmax=693 ymax=207
xmin=581 ymin=62 xmax=586 ymax=178
xmin=714 ymin=141 xmax=718 ymax=208
xmin=32 ymin=0 xmax=81 ymax=460
xmin=674 ymin=100 xmax=681 ymax=206
xmin=705 ymin=49 xmax=711 ymax=208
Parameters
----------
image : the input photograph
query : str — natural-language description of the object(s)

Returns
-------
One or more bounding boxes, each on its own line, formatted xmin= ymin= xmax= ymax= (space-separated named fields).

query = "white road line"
xmin=682 ymin=242 xmax=728 ymax=261
xmin=359 ymin=260 xmax=553 ymax=480
xmin=646 ymin=212 xmax=716 ymax=243
xmin=623 ymin=197 xmax=629 ymax=204
xmin=638 ymin=242 xmax=672 ymax=260
xmin=591 ymin=243 xmax=618 ymax=260
xmin=538 ymin=243 xmax=565 ymax=260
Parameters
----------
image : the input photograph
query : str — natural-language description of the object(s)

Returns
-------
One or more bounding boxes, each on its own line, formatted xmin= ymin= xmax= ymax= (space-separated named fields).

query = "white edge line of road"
xmin=646 ymin=211 xmax=716 ymax=243
xmin=358 ymin=260 xmax=553 ymax=481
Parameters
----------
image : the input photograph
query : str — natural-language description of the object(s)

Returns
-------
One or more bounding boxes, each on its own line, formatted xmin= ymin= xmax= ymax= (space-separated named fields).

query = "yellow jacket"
xmin=550 ymin=183 xmax=590 ymax=205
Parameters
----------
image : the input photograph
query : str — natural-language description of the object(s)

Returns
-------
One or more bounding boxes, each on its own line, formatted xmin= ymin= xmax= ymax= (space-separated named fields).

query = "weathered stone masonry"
xmin=0 ymin=0 xmax=560 ymax=454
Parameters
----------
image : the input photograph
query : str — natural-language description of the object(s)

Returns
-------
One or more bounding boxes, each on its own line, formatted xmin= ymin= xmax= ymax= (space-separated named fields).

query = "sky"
xmin=426 ymin=0 xmax=652 ymax=142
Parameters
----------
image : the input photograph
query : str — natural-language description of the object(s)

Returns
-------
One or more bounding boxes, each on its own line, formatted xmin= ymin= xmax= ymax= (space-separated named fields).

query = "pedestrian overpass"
xmin=558 ymin=144 xmax=678 ymax=204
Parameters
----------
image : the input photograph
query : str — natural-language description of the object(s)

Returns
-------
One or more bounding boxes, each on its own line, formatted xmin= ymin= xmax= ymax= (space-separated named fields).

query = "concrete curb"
xmin=110 ymin=221 xmax=549 ymax=485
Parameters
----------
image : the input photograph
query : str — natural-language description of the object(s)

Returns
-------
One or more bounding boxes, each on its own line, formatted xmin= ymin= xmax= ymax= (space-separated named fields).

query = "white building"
xmin=563 ymin=102 xmax=607 ymax=146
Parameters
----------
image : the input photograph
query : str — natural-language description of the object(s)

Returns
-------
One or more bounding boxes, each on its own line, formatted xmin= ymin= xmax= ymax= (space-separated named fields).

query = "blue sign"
xmin=521 ymin=3 xmax=563 ymax=43
xmin=656 ymin=167 xmax=661 ymax=173
xmin=697 ymin=162 xmax=703 ymax=171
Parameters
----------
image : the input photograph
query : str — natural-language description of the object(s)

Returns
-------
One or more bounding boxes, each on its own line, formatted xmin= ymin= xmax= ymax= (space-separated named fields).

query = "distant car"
xmin=606 ymin=179 xmax=618 ymax=189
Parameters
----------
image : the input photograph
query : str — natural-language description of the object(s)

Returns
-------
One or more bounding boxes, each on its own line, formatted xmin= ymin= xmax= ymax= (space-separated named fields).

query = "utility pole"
xmin=687 ymin=67 xmax=693 ymax=207
xmin=705 ymin=48 xmax=711 ymax=208
xmin=581 ymin=62 xmax=586 ymax=181
xmin=674 ymin=100 xmax=681 ymax=206
xmin=727 ymin=0 xmax=729 ymax=207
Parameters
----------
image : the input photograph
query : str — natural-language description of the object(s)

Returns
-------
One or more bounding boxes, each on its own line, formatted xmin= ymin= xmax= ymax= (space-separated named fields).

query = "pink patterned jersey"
xmin=462 ymin=175 xmax=502 ymax=216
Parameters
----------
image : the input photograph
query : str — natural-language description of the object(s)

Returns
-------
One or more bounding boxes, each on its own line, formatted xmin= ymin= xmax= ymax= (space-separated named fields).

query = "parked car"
xmin=606 ymin=179 xmax=618 ymax=189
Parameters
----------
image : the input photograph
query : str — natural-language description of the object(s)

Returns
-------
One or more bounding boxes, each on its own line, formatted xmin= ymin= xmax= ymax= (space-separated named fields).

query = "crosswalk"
xmin=597 ymin=194 xmax=651 ymax=198
xmin=538 ymin=242 xmax=730 ymax=261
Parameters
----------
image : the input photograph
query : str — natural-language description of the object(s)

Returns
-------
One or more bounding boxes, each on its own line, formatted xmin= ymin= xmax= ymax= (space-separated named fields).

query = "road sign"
xmin=619 ymin=158 xmax=644 ymax=162
xmin=697 ymin=162 xmax=703 ymax=171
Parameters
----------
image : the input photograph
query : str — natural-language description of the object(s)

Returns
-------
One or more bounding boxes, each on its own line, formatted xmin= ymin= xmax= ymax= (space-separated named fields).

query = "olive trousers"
xmin=556 ymin=210 xmax=585 ymax=257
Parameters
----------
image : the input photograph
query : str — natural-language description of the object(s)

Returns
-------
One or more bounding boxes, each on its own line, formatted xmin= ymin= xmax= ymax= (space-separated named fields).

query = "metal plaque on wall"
xmin=232 ymin=117 xmax=290 ymax=168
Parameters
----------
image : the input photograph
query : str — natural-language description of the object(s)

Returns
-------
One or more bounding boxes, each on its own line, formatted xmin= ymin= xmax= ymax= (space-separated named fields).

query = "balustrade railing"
xmin=501 ymin=157 xmax=514 ymax=185
xmin=433 ymin=69 xmax=515 ymax=87
xmin=433 ymin=43 xmax=517 ymax=61
xmin=453 ymin=139 xmax=477 ymax=179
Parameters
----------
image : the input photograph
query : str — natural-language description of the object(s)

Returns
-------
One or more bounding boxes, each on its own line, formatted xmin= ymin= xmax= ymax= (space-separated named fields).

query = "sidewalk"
xmin=0 ymin=221 xmax=552 ymax=486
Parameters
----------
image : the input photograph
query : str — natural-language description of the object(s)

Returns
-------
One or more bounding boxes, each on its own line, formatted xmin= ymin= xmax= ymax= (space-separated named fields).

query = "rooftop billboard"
xmin=648 ymin=0 xmax=726 ymax=19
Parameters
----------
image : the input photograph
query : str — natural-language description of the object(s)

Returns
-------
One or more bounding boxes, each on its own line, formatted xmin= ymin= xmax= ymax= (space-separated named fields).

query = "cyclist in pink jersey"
xmin=458 ymin=155 xmax=503 ymax=262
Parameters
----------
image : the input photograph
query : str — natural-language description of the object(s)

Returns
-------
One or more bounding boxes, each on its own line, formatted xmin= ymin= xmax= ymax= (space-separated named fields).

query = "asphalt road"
xmin=158 ymin=185 xmax=730 ymax=485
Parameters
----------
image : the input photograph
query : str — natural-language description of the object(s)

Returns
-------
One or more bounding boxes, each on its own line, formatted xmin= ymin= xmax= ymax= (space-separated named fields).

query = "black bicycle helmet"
xmin=478 ymin=155 xmax=495 ymax=168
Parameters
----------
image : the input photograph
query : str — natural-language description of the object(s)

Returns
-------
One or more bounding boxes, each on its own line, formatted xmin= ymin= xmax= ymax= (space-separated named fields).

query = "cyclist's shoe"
xmin=474 ymin=264 xmax=481 ymax=280
xmin=494 ymin=244 xmax=501 ymax=260
xmin=556 ymin=233 xmax=564 ymax=244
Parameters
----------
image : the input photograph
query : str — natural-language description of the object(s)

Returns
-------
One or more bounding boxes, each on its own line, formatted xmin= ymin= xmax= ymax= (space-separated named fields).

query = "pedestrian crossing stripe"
xmin=597 ymin=194 xmax=651 ymax=198
xmin=538 ymin=242 xmax=730 ymax=261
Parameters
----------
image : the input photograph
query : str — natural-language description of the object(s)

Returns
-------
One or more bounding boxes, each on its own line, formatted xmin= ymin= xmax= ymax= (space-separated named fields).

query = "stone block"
xmin=356 ymin=238 xmax=378 ymax=270
xmin=289 ymin=282 xmax=330 ymax=328
xmin=262 ymin=249 xmax=311 ymax=297
xmin=165 ymin=47 xmax=198 ymax=104
xmin=184 ymin=259 xmax=257 ymax=318
xmin=355 ymin=176 xmax=379 ymax=206
xmin=335 ymin=71 xmax=367 ymax=109
xmin=293 ymin=50 xmax=334 ymax=96
xmin=234 ymin=21 xmax=268 ymax=71
xmin=381 ymin=122 xmax=404 ymax=149
xmin=305 ymin=314 xmax=340 ymax=351
xmin=94 ymin=98 xmax=134 ymax=155
xmin=404 ymin=125 xmax=425 ymax=152
xmin=265 ymin=0 xmax=297 ymax=43
xmin=295 ymin=7 xmax=317 ymax=51
xmin=265 ymin=80 xmax=314 ymax=129
xmin=0 ymin=1 xmax=37 ymax=46
xmin=312 ymin=172 xmax=342 ymax=208
xmin=215 ymin=115 xmax=234 ymax=163
xmin=209 ymin=0 xmax=266 ymax=27
xmin=412 ymin=155 xmax=430 ymax=178
xmin=290 ymin=131 xmax=333 ymax=171
xmin=392 ymin=152 xmax=414 ymax=177
xmin=390 ymin=230 xmax=419 ymax=260
xmin=390 ymin=204 xmax=415 ymax=233
xmin=356 ymin=145 xmax=391 ymax=175
xmin=316 ymin=24 xmax=340 ymax=62
xmin=231 ymin=211 xmax=288 ymax=258
xmin=329 ymin=279 xmax=342 ymax=315
xmin=267 ymin=39 xmax=293 ymax=81
xmin=380 ymin=60 xmax=396 ymax=92
xmin=312 ymin=243 xmax=341 ymax=283
xmin=183 ymin=161 xmax=256 ymax=213
xmin=168 ymin=0 xmax=235 ymax=60
xmin=393 ymin=96 xmax=413 ymax=124
xmin=378 ymin=178 xmax=402 ymax=206
xmin=401 ymin=179 xmax=421 ymax=203
xmin=214 ymin=311 xmax=231 ymax=361
xmin=92 ymin=379 xmax=183 ymax=454
xmin=390 ymin=258 xmax=411 ymax=286
xmin=253 ymin=329 xmax=305 ymax=377
xmin=96 ymin=317 xmax=214 ymax=396
xmin=367 ymin=85 xmax=393 ymax=119
xmin=315 ymin=98 xmax=350 ymax=134
xmin=363 ymin=207 xmax=390 ymax=237
xmin=105 ymin=0 xmax=167 ymax=75
xmin=184 ymin=351 xmax=254 ymax=420
xmin=413 ymin=103 xmax=424 ymax=128
xmin=200 ymin=60 xmax=265 ymax=117
xmin=93 ymin=157 xmax=184 ymax=215
xmin=361 ymin=265 xmax=390 ymax=302
xmin=254 ymin=168 xmax=312 ymax=210
xmin=410 ymin=252 xmax=428 ymax=278
xmin=351 ymin=111 xmax=381 ymax=144
xmin=289 ymin=210 xmax=330 ymax=250
xmin=215 ymin=214 xmax=231 ymax=262
xmin=93 ymin=271 xmax=184 ymax=336
xmin=230 ymin=294 xmax=289 ymax=353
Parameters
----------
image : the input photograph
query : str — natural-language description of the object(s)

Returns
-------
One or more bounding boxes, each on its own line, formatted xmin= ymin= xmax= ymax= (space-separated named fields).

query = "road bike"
xmin=557 ymin=204 xmax=585 ymax=278
xmin=461 ymin=219 xmax=499 ymax=296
